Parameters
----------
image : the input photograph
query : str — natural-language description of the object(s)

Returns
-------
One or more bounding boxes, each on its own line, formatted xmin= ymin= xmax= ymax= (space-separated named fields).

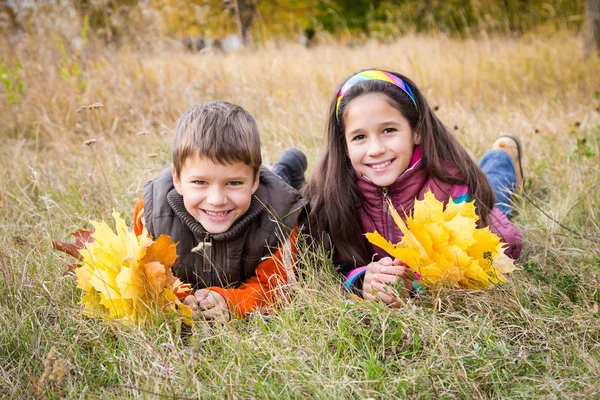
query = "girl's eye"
xmin=383 ymin=127 xmax=397 ymax=134
xmin=351 ymin=134 xmax=366 ymax=141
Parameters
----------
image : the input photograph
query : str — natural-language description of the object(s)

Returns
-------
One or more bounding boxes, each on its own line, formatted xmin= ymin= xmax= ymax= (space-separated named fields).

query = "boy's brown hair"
xmin=172 ymin=101 xmax=262 ymax=177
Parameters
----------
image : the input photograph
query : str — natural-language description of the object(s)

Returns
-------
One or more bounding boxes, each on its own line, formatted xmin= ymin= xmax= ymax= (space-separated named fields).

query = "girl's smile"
xmin=343 ymin=93 xmax=420 ymax=188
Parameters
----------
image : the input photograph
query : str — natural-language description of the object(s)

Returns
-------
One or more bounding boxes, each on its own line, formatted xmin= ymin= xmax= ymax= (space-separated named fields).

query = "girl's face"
xmin=343 ymin=93 xmax=420 ymax=187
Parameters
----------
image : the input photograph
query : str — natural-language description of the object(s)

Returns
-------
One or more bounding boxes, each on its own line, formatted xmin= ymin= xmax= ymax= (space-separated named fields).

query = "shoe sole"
xmin=497 ymin=134 xmax=524 ymax=188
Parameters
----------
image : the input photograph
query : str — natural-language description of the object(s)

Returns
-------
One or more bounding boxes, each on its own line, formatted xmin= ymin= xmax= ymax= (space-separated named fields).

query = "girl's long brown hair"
xmin=302 ymin=70 xmax=495 ymax=267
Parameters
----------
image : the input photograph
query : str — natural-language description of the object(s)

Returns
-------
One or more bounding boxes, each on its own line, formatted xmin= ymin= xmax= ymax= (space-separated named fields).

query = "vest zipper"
xmin=382 ymin=187 xmax=393 ymax=242
xmin=201 ymin=235 xmax=213 ymax=273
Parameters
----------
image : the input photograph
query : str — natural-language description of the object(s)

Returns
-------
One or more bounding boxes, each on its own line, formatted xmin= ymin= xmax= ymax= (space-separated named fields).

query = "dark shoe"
xmin=272 ymin=148 xmax=307 ymax=190
xmin=492 ymin=134 xmax=524 ymax=192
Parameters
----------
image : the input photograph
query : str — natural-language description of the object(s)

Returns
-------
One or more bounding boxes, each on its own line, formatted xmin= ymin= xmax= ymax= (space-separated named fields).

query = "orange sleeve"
xmin=133 ymin=197 xmax=145 ymax=236
xmin=208 ymin=223 xmax=299 ymax=318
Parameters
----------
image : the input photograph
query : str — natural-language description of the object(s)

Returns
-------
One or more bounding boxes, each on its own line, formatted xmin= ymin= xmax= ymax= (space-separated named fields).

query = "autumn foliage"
xmin=55 ymin=212 xmax=192 ymax=326
xmin=366 ymin=191 xmax=519 ymax=289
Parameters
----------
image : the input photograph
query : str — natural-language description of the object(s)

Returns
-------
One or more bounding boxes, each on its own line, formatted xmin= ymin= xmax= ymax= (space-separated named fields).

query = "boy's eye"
xmin=227 ymin=181 xmax=243 ymax=186
xmin=192 ymin=180 xmax=208 ymax=185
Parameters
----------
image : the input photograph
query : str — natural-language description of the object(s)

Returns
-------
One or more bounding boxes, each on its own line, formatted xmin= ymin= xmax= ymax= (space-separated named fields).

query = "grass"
xmin=1 ymin=30 xmax=600 ymax=398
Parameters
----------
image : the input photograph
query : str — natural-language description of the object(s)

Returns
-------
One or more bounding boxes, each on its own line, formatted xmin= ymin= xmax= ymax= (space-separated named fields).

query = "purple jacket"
xmin=343 ymin=146 xmax=522 ymax=291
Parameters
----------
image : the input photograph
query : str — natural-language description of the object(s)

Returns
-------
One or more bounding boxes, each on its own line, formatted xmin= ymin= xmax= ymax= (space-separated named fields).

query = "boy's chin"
xmin=198 ymin=220 xmax=233 ymax=234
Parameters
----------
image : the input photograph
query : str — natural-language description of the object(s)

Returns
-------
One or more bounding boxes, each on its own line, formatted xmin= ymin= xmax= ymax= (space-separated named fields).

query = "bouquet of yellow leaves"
xmin=366 ymin=190 xmax=519 ymax=290
xmin=55 ymin=212 xmax=192 ymax=326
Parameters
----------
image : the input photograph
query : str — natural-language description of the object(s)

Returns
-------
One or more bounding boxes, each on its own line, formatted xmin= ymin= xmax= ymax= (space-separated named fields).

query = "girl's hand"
xmin=363 ymin=257 xmax=413 ymax=305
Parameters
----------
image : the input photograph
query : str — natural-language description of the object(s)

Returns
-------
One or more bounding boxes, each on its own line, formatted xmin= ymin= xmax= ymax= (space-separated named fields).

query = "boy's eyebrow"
xmin=186 ymin=174 xmax=250 ymax=181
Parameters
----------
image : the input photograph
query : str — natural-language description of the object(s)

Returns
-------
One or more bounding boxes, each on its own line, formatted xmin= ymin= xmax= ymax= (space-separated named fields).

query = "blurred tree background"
xmin=0 ymin=0 xmax=590 ymax=43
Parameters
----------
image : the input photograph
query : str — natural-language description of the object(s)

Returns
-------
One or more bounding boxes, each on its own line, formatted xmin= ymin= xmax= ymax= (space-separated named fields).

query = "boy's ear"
xmin=171 ymin=165 xmax=183 ymax=195
xmin=251 ymin=170 xmax=260 ymax=194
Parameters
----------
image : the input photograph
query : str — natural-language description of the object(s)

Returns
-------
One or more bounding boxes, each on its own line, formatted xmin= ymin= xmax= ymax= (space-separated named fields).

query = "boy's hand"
xmin=363 ymin=257 xmax=412 ymax=306
xmin=184 ymin=289 xmax=230 ymax=321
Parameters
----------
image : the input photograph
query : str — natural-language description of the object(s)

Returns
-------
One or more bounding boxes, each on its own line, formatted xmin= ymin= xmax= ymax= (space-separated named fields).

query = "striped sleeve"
xmin=450 ymin=184 xmax=471 ymax=203
xmin=343 ymin=266 xmax=367 ymax=295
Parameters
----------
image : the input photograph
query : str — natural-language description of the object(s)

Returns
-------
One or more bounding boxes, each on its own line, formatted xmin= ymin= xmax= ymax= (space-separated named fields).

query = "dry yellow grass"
xmin=1 ymin=31 xmax=599 ymax=398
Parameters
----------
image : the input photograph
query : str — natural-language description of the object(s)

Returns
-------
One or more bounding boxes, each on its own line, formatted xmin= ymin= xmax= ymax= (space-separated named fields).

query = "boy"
xmin=133 ymin=101 xmax=307 ymax=320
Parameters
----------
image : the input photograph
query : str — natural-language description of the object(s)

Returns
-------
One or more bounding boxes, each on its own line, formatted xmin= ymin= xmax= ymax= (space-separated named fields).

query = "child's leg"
xmin=272 ymin=148 xmax=307 ymax=190
xmin=479 ymin=149 xmax=517 ymax=218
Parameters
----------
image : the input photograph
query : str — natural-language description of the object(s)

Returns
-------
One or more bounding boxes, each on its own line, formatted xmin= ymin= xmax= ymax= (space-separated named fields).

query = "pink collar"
xmin=408 ymin=145 xmax=421 ymax=168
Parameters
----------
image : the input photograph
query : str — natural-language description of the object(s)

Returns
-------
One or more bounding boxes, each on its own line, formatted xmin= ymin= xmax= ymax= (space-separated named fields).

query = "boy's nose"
xmin=206 ymin=187 xmax=227 ymax=205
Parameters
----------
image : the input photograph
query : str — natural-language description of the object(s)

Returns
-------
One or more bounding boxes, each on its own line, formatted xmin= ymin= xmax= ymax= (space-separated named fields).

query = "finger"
xmin=194 ymin=289 xmax=209 ymax=303
xmin=378 ymin=257 xmax=393 ymax=265
xmin=373 ymin=273 xmax=400 ymax=285
xmin=376 ymin=277 xmax=412 ymax=298
xmin=184 ymin=295 xmax=198 ymax=310
xmin=375 ymin=289 xmax=400 ymax=304
xmin=378 ymin=265 xmax=407 ymax=276
xmin=198 ymin=298 xmax=216 ymax=310
xmin=372 ymin=280 xmax=400 ymax=296
xmin=366 ymin=262 xmax=380 ymax=274
xmin=199 ymin=305 xmax=229 ymax=321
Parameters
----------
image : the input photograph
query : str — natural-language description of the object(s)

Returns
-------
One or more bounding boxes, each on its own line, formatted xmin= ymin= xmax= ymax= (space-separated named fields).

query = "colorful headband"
xmin=335 ymin=70 xmax=418 ymax=121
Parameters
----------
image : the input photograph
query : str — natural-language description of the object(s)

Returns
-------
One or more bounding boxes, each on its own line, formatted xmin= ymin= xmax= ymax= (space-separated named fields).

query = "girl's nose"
xmin=367 ymin=137 xmax=386 ymax=157
xmin=206 ymin=186 xmax=227 ymax=205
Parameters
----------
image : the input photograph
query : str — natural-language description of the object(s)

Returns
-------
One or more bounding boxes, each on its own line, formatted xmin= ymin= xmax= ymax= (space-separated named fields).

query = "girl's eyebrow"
xmin=346 ymin=127 xmax=364 ymax=136
xmin=346 ymin=120 xmax=403 ymax=135
xmin=379 ymin=120 xmax=403 ymax=125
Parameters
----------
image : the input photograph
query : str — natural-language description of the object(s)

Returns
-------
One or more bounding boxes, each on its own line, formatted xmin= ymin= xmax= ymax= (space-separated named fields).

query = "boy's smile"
xmin=343 ymin=93 xmax=420 ymax=188
xmin=172 ymin=155 xmax=259 ymax=234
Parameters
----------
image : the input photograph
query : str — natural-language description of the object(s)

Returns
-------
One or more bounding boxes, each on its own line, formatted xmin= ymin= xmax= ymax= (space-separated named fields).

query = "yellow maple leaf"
xmin=366 ymin=190 xmax=519 ymax=289
xmin=76 ymin=212 xmax=192 ymax=326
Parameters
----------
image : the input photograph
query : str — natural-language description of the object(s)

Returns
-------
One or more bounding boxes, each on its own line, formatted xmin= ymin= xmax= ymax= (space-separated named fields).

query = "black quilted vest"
xmin=142 ymin=166 xmax=307 ymax=289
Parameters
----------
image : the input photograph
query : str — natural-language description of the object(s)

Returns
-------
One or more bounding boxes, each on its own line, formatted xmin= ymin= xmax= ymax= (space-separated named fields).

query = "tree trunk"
xmin=233 ymin=0 xmax=257 ymax=46
xmin=585 ymin=0 xmax=600 ymax=58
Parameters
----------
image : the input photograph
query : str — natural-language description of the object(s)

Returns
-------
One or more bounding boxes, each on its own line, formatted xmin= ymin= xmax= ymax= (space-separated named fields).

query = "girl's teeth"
xmin=206 ymin=210 xmax=229 ymax=216
xmin=371 ymin=161 xmax=391 ymax=169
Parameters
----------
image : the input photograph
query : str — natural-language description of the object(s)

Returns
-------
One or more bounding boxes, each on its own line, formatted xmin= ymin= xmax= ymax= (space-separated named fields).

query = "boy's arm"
xmin=133 ymin=197 xmax=145 ymax=236
xmin=207 ymin=223 xmax=299 ymax=318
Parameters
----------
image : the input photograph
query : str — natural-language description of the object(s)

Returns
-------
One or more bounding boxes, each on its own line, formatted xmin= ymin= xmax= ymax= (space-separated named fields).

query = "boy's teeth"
xmin=371 ymin=161 xmax=391 ymax=169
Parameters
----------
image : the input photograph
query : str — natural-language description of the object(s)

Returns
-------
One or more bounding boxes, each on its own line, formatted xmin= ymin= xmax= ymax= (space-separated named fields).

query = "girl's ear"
xmin=171 ymin=165 xmax=183 ymax=195
xmin=413 ymin=130 xmax=422 ymax=145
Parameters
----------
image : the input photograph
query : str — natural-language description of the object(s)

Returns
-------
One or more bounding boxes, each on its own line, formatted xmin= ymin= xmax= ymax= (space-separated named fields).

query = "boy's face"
xmin=172 ymin=155 xmax=259 ymax=234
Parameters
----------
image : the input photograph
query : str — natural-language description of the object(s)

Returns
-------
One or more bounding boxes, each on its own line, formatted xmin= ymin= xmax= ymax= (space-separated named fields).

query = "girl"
xmin=303 ymin=69 xmax=522 ymax=304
